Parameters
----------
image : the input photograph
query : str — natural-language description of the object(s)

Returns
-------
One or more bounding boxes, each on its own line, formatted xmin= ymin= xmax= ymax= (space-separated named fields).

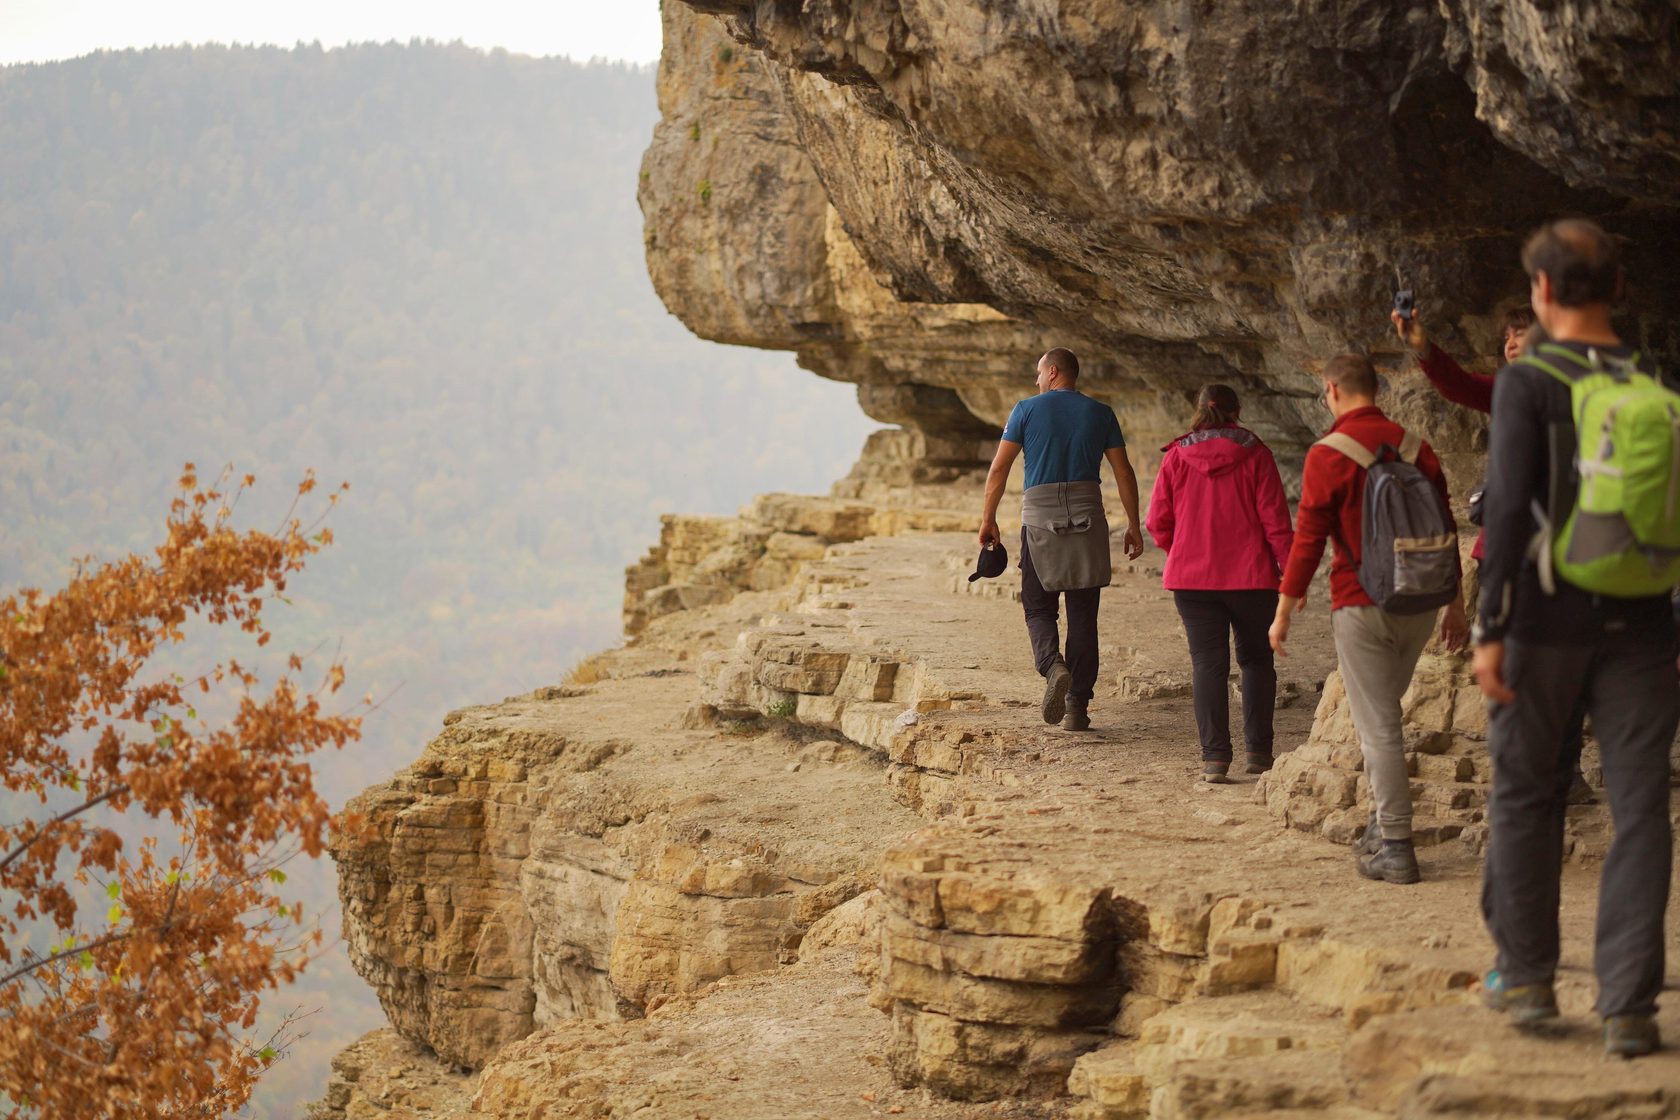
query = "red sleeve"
xmin=1251 ymin=446 xmax=1294 ymax=576
xmin=1280 ymin=445 xmax=1342 ymax=599
xmin=1145 ymin=451 xmax=1176 ymax=552
xmin=1419 ymin=343 xmax=1494 ymax=414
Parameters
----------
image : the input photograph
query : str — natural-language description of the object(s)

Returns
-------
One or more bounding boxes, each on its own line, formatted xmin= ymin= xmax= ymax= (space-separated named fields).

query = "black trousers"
xmin=1172 ymin=590 xmax=1278 ymax=763
xmin=1482 ymin=632 xmax=1678 ymax=1017
xmin=1019 ymin=533 xmax=1101 ymax=703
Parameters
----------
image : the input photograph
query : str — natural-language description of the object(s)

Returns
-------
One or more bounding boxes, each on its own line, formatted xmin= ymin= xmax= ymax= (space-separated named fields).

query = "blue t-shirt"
xmin=1001 ymin=390 xmax=1125 ymax=489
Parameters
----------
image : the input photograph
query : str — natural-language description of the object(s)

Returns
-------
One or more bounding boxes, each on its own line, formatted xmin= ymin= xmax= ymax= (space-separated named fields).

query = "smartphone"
xmin=1393 ymin=289 xmax=1415 ymax=320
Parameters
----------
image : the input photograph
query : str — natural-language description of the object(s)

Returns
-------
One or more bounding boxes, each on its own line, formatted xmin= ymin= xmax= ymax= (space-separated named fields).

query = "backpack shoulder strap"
xmin=1397 ymin=430 xmax=1422 ymax=464
xmin=1315 ymin=431 xmax=1376 ymax=470
xmin=1518 ymin=347 xmax=1582 ymax=390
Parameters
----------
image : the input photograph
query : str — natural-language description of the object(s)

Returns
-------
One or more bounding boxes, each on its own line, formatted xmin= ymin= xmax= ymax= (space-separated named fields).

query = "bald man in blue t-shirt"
xmin=979 ymin=347 xmax=1143 ymax=731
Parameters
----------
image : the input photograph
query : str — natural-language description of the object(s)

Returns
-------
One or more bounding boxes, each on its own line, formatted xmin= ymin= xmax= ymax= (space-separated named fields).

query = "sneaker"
xmin=1356 ymin=838 xmax=1421 ymax=884
xmin=1352 ymin=810 xmax=1381 ymax=857
xmin=1244 ymin=752 xmax=1273 ymax=774
xmin=1061 ymin=699 xmax=1091 ymax=732
xmin=1482 ymin=970 xmax=1559 ymax=1026
xmin=1200 ymin=760 xmax=1230 ymax=784
xmin=1041 ymin=661 xmax=1072 ymax=725
xmin=1603 ymin=1013 xmax=1660 ymax=1058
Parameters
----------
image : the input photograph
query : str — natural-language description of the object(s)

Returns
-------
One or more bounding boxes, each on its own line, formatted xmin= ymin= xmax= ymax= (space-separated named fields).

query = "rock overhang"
xmin=639 ymin=1 xmax=1680 ymax=469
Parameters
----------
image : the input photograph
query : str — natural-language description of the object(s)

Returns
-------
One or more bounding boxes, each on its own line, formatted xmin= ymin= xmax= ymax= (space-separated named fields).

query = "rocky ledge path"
xmin=314 ymin=523 xmax=1680 ymax=1120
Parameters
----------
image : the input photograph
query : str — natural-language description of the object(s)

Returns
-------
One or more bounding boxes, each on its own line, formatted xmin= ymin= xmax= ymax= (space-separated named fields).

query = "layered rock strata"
xmin=623 ymin=490 xmax=973 ymax=634
xmin=642 ymin=1 xmax=1680 ymax=481
xmin=333 ymin=629 xmax=927 ymax=1069
xmin=326 ymin=517 xmax=1680 ymax=1119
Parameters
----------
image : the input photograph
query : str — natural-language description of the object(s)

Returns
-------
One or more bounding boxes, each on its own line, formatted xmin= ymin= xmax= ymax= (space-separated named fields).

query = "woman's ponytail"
xmin=1189 ymin=383 xmax=1241 ymax=431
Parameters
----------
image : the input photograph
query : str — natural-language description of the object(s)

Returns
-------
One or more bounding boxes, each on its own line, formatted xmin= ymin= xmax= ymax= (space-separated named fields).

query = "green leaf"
xmin=66 ymin=772 xmax=80 ymax=792
xmin=258 ymin=1046 xmax=277 ymax=1063
xmin=107 ymin=903 xmax=123 ymax=924
xmin=105 ymin=882 xmax=121 ymax=900
xmin=186 ymin=707 xmax=196 ymax=720
xmin=268 ymin=869 xmax=287 ymax=885
xmin=78 ymin=950 xmax=94 ymax=970
xmin=166 ymin=870 xmax=179 ymax=885
xmin=276 ymin=904 xmax=288 ymax=918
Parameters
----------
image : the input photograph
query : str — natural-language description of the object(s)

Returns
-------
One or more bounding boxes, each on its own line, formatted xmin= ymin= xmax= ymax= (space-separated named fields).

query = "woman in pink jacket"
xmin=1146 ymin=385 xmax=1293 ymax=783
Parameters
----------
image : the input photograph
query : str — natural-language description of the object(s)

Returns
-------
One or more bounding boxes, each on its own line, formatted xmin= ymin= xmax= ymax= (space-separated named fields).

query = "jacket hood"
xmin=1168 ymin=427 xmax=1262 ymax=477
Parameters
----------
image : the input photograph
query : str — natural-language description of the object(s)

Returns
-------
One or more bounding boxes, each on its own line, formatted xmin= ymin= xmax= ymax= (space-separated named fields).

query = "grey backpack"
xmin=1317 ymin=430 xmax=1458 ymax=614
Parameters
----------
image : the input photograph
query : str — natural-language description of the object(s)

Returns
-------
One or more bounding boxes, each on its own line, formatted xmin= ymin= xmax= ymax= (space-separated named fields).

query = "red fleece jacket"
xmin=1146 ymin=426 xmax=1293 ymax=591
xmin=1279 ymin=405 xmax=1456 ymax=610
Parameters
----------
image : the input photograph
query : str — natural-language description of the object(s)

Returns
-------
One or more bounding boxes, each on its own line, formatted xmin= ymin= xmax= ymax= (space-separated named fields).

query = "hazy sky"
xmin=0 ymin=0 xmax=663 ymax=65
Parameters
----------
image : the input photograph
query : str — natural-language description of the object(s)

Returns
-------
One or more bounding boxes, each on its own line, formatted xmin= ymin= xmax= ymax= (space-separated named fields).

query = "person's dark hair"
xmin=1499 ymin=306 xmax=1536 ymax=337
xmin=1042 ymin=346 xmax=1080 ymax=380
xmin=1520 ymin=219 xmax=1622 ymax=307
xmin=1189 ymin=383 xmax=1241 ymax=430
xmin=1323 ymin=353 xmax=1380 ymax=398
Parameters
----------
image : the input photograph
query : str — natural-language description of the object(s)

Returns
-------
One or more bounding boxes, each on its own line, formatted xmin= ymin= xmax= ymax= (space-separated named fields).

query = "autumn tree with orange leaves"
xmin=0 ymin=466 xmax=361 ymax=1119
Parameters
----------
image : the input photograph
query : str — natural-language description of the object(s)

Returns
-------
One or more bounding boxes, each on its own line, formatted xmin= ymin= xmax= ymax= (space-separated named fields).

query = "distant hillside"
xmin=0 ymin=43 xmax=874 ymax=1116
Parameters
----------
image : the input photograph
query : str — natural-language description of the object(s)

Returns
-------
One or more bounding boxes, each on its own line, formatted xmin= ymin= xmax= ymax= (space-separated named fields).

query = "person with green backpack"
xmin=1474 ymin=218 xmax=1680 ymax=1059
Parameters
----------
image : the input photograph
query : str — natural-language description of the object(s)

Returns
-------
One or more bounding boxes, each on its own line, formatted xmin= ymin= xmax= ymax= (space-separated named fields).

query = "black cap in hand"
xmin=969 ymin=541 xmax=1008 ymax=582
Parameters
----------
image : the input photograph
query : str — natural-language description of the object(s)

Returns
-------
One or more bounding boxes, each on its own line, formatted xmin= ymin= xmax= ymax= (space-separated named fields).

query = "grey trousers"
xmin=1331 ymin=606 xmax=1435 ymax=842
xmin=1483 ymin=633 xmax=1678 ymax=1016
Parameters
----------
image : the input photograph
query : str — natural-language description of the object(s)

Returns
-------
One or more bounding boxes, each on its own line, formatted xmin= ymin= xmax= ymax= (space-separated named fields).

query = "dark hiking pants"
xmin=1173 ymin=590 xmax=1278 ymax=763
xmin=1020 ymin=534 xmax=1101 ymax=703
xmin=1482 ymin=633 xmax=1679 ymax=1017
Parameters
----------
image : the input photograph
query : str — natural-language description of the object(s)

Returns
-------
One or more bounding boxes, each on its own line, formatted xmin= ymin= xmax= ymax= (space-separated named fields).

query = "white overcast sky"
xmin=0 ymin=1 xmax=663 ymax=65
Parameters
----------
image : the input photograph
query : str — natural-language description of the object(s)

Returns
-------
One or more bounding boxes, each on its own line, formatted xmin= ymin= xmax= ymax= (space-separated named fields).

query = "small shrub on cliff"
xmin=565 ymin=652 xmax=613 ymax=686
xmin=696 ymin=179 xmax=713 ymax=205
xmin=0 ymin=465 xmax=361 ymax=1119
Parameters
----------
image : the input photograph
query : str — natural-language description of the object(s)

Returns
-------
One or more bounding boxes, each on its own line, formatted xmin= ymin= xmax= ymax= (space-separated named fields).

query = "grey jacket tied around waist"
xmin=1021 ymin=481 xmax=1111 ymax=592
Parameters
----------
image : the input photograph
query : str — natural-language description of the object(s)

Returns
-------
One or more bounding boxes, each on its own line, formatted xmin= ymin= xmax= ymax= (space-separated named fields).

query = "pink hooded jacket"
xmin=1146 ymin=426 xmax=1294 ymax=591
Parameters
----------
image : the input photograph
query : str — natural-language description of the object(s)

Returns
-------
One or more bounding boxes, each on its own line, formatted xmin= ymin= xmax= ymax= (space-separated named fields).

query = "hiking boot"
xmin=1061 ymin=698 xmax=1091 ymax=732
xmin=1604 ymin=1014 xmax=1660 ymax=1058
xmin=1356 ymin=838 xmax=1421 ymax=884
xmin=1244 ymin=752 xmax=1273 ymax=774
xmin=1352 ymin=810 xmax=1382 ymax=857
xmin=1200 ymin=760 xmax=1230 ymax=784
xmin=1041 ymin=661 xmax=1072 ymax=725
xmin=1482 ymin=970 xmax=1559 ymax=1026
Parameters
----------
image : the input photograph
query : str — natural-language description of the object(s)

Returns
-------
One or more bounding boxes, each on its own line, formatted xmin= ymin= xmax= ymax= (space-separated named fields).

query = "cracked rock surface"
xmin=641 ymin=1 xmax=1680 ymax=475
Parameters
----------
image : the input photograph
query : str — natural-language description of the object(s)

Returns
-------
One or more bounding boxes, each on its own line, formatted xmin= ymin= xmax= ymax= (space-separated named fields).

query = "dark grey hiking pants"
xmin=1173 ymin=589 xmax=1278 ymax=763
xmin=1483 ymin=633 xmax=1679 ymax=1016
xmin=1020 ymin=533 xmax=1100 ymax=703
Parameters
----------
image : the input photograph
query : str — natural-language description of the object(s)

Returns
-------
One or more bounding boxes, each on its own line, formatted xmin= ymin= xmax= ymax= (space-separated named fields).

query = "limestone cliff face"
xmin=641 ymin=1 xmax=1680 ymax=471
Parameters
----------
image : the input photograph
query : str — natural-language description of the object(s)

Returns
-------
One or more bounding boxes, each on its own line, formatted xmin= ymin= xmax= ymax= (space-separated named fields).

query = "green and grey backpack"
xmin=1524 ymin=343 xmax=1680 ymax=598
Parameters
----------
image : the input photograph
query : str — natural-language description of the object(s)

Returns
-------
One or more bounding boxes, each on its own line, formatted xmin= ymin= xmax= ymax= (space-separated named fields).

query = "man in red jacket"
xmin=1269 ymin=353 xmax=1468 ymax=884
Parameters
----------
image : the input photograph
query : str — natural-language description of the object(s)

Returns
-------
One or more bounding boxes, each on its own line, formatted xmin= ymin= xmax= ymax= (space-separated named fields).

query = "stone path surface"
xmin=316 ymin=523 xmax=1680 ymax=1119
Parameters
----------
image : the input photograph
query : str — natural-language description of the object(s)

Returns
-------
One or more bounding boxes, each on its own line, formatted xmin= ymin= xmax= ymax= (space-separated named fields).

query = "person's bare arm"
xmin=1104 ymin=445 xmax=1144 ymax=559
xmin=978 ymin=439 xmax=1021 ymax=546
